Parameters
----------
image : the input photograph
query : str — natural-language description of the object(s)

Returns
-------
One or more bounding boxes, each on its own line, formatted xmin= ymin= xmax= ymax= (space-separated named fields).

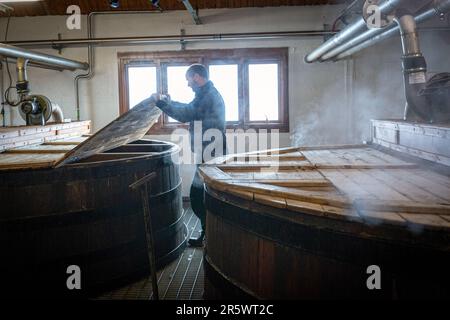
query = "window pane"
xmin=128 ymin=66 xmax=157 ymax=109
xmin=209 ymin=64 xmax=239 ymax=122
xmin=167 ymin=66 xmax=195 ymax=122
xmin=249 ymin=64 xmax=279 ymax=121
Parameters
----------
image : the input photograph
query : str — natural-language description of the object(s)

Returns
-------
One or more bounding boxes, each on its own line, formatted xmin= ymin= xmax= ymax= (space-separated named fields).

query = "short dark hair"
xmin=186 ymin=64 xmax=208 ymax=79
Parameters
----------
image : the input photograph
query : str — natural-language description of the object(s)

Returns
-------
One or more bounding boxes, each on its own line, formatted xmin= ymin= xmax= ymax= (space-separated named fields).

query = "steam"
xmin=292 ymin=54 xmax=404 ymax=147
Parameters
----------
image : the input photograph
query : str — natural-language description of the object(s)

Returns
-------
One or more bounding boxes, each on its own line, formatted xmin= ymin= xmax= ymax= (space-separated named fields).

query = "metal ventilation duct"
xmin=335 ymin=0 xmax=450 ymax=60
xmin=304 ymin=0 xmax=406 ymax=63
xmin=0 ymin=43 xmax=89 ymax=71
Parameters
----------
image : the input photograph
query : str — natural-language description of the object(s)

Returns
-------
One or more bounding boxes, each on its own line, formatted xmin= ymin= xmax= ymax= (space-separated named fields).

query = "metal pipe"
xmin=0 ymin=60 xmax=5 ymax=126
xmin=335 ymin=0 xmax=450 ymax=60
xmin=51 ymin=102 xmax=64 ymax=123
xmin=73 ymin=10 xmax=161 ymax=121
xmin=16 ymin=57 xmax=28 ymax=86
xmin=4 ymin=10 xmax=333 ymax=121
xmin=0 ymin=42 xmax=88 ymax=71
xmin=397 ymin=14 xmax=421 ymax=56
xmin=322 ymin=23 xmax=392 ymax=61
xmin=7 ymin=30 xmax=335 ymax=48
xmin=395 ymin=13 xmax=430 ymax=122
xmin=181 ymin=0 xmax=202 ymax=25
xmin=304 ymin=0 xmax=406 ymax=63
xmin=4 ymin=57 xmax=65 ymax=71
xmin=321 ymin=0 xmax=433 ymax=60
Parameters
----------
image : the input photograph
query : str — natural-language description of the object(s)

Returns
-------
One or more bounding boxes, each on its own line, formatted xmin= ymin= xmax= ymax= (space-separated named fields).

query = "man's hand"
xmin=151 ymin=93 xmax=171 ymax=103
xmin=150 ymin=93 xmax=162 ymax=102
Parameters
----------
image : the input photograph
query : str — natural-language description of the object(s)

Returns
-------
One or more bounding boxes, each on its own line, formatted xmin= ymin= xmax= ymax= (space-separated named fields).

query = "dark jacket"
xmin=156 ymin=81 xmax=227 ymax=162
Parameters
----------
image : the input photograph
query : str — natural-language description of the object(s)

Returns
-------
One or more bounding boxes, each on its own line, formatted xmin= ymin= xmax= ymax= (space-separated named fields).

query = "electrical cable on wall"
xmin=3 ymin=14 xmax=21 ymax=108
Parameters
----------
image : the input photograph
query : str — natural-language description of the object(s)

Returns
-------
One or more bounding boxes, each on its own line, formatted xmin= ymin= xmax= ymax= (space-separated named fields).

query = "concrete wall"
xmin=1 ymin=6 xmax=449 ymax=195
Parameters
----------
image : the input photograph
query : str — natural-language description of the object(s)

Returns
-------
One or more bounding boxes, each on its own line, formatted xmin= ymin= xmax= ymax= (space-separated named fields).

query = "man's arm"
xmin=156 ymin=99 xmax=196 ymax=123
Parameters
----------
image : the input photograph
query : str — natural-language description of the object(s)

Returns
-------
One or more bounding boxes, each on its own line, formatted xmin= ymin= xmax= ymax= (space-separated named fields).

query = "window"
xmin=249 ymin=63 xmax=279 ymax=121
xmin=209 ymin=64 xmax=239 ymax=122
xmin=127 ymin=66 xmax=157 ymax=109
xmin=166 ymin=65 xmax=194 ymax=122
xmin=118 ymin=48 xmax=288 ymax=133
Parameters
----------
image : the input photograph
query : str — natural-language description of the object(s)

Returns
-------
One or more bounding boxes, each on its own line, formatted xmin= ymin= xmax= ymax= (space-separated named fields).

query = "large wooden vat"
xmin=0 ymin=106 xmax=186 ymax=298
xmin=200 ymin=136 xmax=450 ymax=299
xmin=0 ymin=138 xmax=185 ymax=297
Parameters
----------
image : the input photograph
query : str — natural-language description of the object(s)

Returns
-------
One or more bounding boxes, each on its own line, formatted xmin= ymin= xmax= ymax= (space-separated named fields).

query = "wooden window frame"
xmin=118 ymin=48 xmax=289 ymax=134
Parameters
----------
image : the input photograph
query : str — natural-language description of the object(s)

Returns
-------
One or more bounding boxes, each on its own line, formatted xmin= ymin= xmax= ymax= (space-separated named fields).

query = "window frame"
xmin=118 ymin=48 xmax=289 ymax=134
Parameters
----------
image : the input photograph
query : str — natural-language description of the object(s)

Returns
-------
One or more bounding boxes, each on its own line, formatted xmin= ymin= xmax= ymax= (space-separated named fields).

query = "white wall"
xmin=1 ymin=6 xmax=449 ymax=195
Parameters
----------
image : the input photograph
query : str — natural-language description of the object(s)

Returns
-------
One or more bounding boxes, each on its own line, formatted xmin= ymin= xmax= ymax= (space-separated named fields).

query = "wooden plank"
xmin=56 ymin=125 xmax=90 ymax=136
xmin=1 ymin=130 xmax=56 ymax=146
xmin=364 ymin=169 xmax=449 ymax=203
xmin=227 ymin=187 xmax=254 ymax=201
xmin=399 ymin=213 xmax=450 ymax=230
xmin=321 ymin=204 xmax=361 ymax=220
xmin=1 ymin=137 xmax=48 ymax=151
xmin=229 ymin=181 xmax=349 ymax=208
xmin=296 ymin=144 xmax=368 ymax=151
xmin=0 ymin=121 xmax=91 ymax=152
xmin=226 ymin=172 xmax=255 ymax=180
xmin=304 ymin=148 xmax=416 ymax=169
xmin=373 ymin=138 xmax=450 ymax=167
xmin=55 ymin=103 xmax=161 ymax=167
xmin=285 ymin=198 xmax=326 ymax=217
xmin=0 ymin=121 xmax=90 ymax=138
xmin=199 ymin=166 xmax=232 ymax=181
xmin=225 ymin=153 xmax=306 ymax=162
xmin=218 ymin=162 xmax=315 ymax=171
xmin=45 ymin=136 xmax=88 ymax=145
xmin=358 ymin=211 xmax=407 ymax=226
xmin=255 ymin=180 xmax=332 ymax=188
xmin=394 ymin=169 xmax=450 ymax=202
xmin=254 ymin=194 xmax=286 ymax=209
xmin=0 ymin=129 xmax=19 ymax=139
xmin=6 ymin=144 xmax=75 ymax=154
xmin=320 ymin=169 xmax=376 ymax=200
xmin=0 ymin=153 xmax=64 ymax=170
xmin=412 ymin=170 xmax=450 ymax=189
xmin=46 ymin=132 xmax=88 ymax=142
xmin=341 ymin=169 xmax=411 ymax=201
xmin=6 ymin=149 xmax=70 ymax=154
xmin=286 ymin=198 xmax=361 ymax=221
xmin=44 ymin=141 xmax=84 ymax=146
xmin=353 ymin=199 xmax=450 ymax=215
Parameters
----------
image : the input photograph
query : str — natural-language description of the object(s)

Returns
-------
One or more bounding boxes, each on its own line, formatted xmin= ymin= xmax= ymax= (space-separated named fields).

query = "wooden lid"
xmin=55 ymin=102 xmax=161 ymax=167
xmin=200 ymin=145 xmax=450 ymax=232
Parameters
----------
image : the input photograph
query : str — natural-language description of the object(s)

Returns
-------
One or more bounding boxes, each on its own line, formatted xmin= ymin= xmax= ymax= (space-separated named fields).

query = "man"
xmin=150 ymin=64 xmax=226 ymax=247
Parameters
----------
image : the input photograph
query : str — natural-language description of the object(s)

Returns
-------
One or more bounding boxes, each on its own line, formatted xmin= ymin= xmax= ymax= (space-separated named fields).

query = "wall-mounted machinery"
xmin=393 ymin=9 xmax=450 ymax=123
xmin=9 ymin=57 xmax=63 ymax=125
xmin=0 ymin=42 xmax=88 ymax=126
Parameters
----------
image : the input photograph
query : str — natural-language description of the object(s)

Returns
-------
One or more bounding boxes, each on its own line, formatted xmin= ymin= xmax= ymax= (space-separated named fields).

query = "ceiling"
xmin=0 ymin=0 xmax=347 ymax=17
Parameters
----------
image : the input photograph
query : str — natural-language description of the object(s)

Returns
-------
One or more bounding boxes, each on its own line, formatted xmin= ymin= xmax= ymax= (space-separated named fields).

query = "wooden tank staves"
xmin=200 ymin=144 xmax=450 ymax=299
xmin=0 ymin=105 xmax=187 ymax=298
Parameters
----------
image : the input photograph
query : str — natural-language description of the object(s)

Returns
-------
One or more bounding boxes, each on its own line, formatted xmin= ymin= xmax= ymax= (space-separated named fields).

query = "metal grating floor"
xmin=95 ymin=204 xmax=204 ymax=300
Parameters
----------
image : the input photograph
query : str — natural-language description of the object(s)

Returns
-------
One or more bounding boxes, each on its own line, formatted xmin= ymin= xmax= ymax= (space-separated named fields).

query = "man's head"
xmin=186 ymin=64 xmax=208 ymax=92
